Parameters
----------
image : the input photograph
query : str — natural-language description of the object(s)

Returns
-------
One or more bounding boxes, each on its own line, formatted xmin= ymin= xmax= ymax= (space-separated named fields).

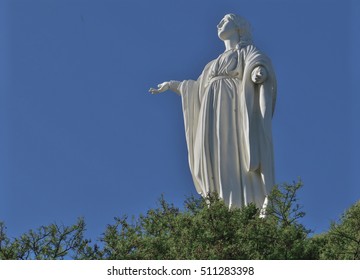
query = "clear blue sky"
xmin=0 ymin=0 xmax=359 ymax=242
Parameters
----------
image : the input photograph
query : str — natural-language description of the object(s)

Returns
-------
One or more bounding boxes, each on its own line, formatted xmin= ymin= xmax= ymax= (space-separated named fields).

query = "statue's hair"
xmin=226 ymin=13 xmax=252 ymax=43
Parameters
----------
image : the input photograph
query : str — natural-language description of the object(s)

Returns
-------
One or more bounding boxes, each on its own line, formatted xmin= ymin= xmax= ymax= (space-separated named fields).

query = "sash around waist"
xmin=206 ymin=75 xmax=239 ymax=87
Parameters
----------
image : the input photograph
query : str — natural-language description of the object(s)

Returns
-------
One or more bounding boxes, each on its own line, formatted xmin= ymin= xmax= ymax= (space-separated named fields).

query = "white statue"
xmin=150 ymin=14 xmax=276 ymax=213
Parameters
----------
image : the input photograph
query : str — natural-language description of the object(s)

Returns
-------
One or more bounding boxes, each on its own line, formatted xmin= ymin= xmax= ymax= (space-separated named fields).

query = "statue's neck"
xmin=223 ymin=33 xmax=241 ymax=51
xmin=224 ymin=37 xmax=253 ymax=52
xmin=224 ymin=40 xmax=238 ymax=51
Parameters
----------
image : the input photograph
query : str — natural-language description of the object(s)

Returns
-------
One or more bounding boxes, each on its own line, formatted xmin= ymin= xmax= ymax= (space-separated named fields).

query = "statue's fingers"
xmin=149 ymin=89 xmax=160 ymax=94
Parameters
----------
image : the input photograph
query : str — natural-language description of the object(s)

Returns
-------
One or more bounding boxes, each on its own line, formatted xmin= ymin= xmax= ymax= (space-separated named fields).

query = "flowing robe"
xmin=178 ymin=44 xmax=277 ymax=209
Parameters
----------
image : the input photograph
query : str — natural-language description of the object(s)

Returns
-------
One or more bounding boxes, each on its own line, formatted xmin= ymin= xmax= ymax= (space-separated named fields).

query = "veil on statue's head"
xmin=225 ymin=13 xmax=253 ymax=46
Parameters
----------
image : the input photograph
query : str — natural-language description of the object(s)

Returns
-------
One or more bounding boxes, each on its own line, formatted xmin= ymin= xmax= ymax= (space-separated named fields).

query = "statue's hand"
xmin=149 ymin=82 xmax=170 ymax=94
xmin=251 ymin=66 xmax=267 ymax=84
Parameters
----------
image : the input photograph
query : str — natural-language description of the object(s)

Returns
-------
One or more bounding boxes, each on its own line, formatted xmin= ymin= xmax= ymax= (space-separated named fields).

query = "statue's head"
xmin=217 ymin=14 xmax=252 ymax=44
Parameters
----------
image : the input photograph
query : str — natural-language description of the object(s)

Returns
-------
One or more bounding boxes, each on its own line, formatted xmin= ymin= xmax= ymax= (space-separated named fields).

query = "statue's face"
xmin=217 ymin=16 xmax=238 ymax=40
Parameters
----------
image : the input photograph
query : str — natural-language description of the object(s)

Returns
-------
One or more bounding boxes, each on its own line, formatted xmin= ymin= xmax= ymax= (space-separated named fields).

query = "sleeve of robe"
xmin=241 ymin=45 xmax=277 ymax=194
xmin=176 ymin=61 xmax=214 ymax=195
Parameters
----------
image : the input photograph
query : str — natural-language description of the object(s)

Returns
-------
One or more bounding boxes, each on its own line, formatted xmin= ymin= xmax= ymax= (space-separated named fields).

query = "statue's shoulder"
xmin=241 ymin=44 xmax=261 ymax=55
xmin=242 ymin=44 xmax=271 ymax=65
xmin=200 ymin=58 xmax=216 ymax=75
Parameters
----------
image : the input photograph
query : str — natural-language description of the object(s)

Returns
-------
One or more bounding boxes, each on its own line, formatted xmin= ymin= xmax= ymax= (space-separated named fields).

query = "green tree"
xmin=0 ymin=218 xmax=94 ymax=260
xmin=264 ymin=180 xmax=320 ymax=259
xmin=319 ymin=201 xmax=360 ymax=259
xmin=2 ymin=181 xmax=357 ymax=260
xmin=99 ymin=181 xmax=317 ymax=259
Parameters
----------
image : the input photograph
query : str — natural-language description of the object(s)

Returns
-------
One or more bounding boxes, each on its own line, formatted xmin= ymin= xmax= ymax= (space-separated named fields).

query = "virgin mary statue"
xmin=150 ymin=14 xmax=277 ymax=212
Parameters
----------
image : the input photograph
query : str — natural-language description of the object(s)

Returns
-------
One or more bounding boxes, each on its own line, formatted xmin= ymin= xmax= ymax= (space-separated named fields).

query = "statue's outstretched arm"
xmin=149 ymin=80 xmax=181 ymax=94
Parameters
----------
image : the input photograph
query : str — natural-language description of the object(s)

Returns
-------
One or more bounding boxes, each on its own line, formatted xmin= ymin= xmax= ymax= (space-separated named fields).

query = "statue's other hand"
xmin=251 ymin=66 xmax=267 ymax=84
xmin=149 ymin=82 xmax=170 ymax=94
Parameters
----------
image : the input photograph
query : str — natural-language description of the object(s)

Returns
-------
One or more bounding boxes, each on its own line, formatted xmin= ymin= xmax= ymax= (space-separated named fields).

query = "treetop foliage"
xmin=1 ymin=181 xmax=359 ymax=260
